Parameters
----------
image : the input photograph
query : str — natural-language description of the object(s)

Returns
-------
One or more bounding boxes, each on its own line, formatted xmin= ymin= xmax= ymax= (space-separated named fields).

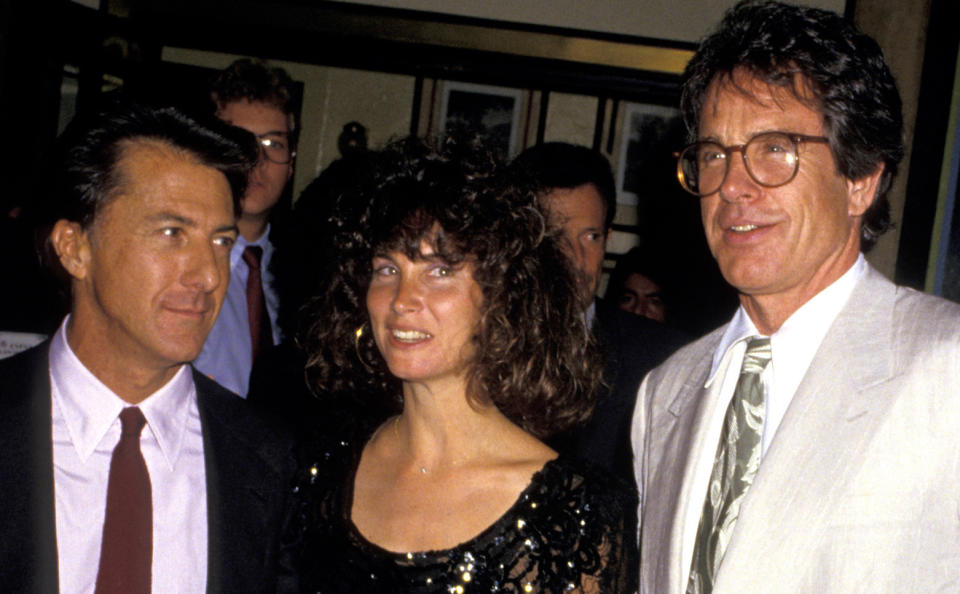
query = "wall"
xmin=165 ymin=0 xmax=933 ymax=282
xmin=854 ymin=0 xmax=931 ymax=277
xmin=330 ymin=0 xmax=845 ymax=43
xmin=162 ymin=47 xmax=416 ymax=199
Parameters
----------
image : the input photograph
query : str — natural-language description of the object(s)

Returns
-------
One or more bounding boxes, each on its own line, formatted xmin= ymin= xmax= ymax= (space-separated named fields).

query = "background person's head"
xmin=512 ymin=142 xmax=617 ymax=305
xmin=303 ymin=136 xmax=601 ymax=438
xmin=605 ymin=247 xmax=668 ymax=323
xmin=211 ymin=58 xmax=297 ymax=240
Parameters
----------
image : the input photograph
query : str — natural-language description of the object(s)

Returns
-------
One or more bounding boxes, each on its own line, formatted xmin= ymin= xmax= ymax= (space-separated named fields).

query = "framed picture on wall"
xmin=615 ymin=102 xmax=683 ymax=206
xmin=437 ymin=81 xmax=524 ymax=158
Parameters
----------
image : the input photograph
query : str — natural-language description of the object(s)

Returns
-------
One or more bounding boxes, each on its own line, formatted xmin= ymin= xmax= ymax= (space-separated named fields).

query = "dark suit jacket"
xmin=550 ymin=299 xmax=690 ymax=485
xmin=0 ymin=343 xmax=295 ymax=593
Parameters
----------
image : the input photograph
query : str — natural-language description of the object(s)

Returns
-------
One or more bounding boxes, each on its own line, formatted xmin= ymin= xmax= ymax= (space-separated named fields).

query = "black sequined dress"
xmin=279 ymin=415 xmax=638 ymax=593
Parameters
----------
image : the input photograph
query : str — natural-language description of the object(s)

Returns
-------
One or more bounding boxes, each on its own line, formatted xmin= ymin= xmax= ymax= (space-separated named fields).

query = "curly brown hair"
xmin=301 ymin=136 xmax=602 ymax=439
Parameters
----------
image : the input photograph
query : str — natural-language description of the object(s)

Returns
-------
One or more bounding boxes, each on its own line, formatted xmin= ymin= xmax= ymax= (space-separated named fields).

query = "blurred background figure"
xmin=193 ymin=58 xmax=297 ymax=397
xmin=511 ymin=141 xmax=688 ymax=487
xmin=279 ymin=136 xmax=636 ymax=592
xmin=278 ymin=121 xmax=372 ymax=322
xmin=0 ymin=192 xmax=65 ymax=357
xmin=606 ymin=246 xmax=669 ymax=323
xmin=247 ymin=121 xmax=375 ymax=430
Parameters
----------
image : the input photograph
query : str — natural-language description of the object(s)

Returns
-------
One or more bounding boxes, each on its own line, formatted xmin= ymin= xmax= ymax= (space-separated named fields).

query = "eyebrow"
xmin=698 ymin=128 xmax=790 ymax=143
xmin=144 ymin=212 xmax=238 ymax=235
xmin=145 ymin=212 xmax=195 ymax=226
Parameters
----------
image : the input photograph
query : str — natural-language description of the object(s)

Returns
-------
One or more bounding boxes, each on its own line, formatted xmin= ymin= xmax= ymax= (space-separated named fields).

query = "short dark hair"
xmin=605 ymin=246 xmax=667 ymax=302
xmin=512 ymin=142 xmax=617 ymax=231
xmin=52 ymin=103 xmax=257 ymax=228
xmin=210 ymin=58 xmax=298 ymax=137
xmin=680 ymin=0 xmax=903 ymax=252
xmin=302 ymin=136 xmax=602 ymax=439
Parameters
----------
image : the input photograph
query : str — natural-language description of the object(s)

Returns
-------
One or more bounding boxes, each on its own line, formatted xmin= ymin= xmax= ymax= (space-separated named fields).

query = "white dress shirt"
xmin=677 ymin=254 xmax=867 ymax=588
xmin=50 ymin=318 xmax=208 ymax=593
xmin=193 ymin=227 xmax=281 ymax=397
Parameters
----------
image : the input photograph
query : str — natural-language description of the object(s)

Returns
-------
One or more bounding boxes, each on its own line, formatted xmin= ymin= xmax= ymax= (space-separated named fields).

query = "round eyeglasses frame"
xmin=675 ymin=132 xmax=829 ymax=197
xmin=256 ymin=133 xmax=296 ymax=165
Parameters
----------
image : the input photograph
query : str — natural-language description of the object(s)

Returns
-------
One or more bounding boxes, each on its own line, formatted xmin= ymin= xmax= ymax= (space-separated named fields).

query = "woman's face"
xmin=366 ymin=241 xmax=484 ymax=388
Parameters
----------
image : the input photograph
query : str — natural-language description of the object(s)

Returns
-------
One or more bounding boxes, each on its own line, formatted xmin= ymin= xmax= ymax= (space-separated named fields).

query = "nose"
xmin=391 ymin=276 xmax=422 ymax=314
xmin=717 ymin=150 xmax=760 ymax=203
xmin=182 ymin=242 xmax=221 ymax=293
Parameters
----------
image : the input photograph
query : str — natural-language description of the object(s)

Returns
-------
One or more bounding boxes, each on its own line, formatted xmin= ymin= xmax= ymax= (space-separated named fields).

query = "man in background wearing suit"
xmin=0 ymin=104 xmax=293 ymax=592
xmin=194 ymin=58 xmax=297 ymax=398
xmin=633 ymin=1 xmax=960 ymax=592
xmin=513 ymin=142 xmax=688 ymax=484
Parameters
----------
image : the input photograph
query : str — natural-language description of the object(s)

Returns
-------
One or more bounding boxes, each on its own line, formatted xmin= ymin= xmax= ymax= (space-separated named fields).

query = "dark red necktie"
xmin=243 ymin=245 xmax=273 ymax=362
xmin=95 ymin=407 xmax=152 ymax=594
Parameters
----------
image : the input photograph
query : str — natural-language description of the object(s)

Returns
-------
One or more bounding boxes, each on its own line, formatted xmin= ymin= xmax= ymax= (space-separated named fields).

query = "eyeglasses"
xmin=675 ymin=131 xmax=829 ymax=197
xmin=256 ymin=133 xmax=296 ymax=165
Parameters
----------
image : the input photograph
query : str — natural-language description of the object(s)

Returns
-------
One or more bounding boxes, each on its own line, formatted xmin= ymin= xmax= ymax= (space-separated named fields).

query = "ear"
xmin=846 ymin=164 xmax=885 ymax=217
xmin=50 ymin=219 xmax=91 ymax=281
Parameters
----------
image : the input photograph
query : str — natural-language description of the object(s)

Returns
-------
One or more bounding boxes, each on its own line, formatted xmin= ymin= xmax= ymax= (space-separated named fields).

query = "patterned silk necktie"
xmin=687 ymin=337 xmax=772 ymax=594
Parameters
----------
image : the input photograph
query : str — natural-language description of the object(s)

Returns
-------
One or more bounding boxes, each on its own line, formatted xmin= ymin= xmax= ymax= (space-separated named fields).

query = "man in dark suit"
xmin=512 ymin=142 xmax=688 ymax=482
xmin=0 ymin=104 xmax=294 ymax=592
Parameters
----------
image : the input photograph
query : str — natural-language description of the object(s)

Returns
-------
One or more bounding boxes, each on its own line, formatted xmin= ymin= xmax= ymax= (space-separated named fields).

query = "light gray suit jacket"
xmin=632 ymin=264 xmax=960 ymax=593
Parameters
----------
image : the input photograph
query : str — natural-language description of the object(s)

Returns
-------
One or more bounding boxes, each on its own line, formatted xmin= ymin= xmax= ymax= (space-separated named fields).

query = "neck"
xmin=65 ymin=316 xmax=180 ymax=404
xmin=237 ymin=214 xmax=269 ymax=242
xmin=387 ymin=378 xmax=511 ymax=473
xmin=740 ymin=249 xmax=859 ymax=335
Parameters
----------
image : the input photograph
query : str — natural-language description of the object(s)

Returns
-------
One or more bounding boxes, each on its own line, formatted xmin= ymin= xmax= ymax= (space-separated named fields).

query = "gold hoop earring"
xmin=354 ymin=323 xmax=375 ymax=372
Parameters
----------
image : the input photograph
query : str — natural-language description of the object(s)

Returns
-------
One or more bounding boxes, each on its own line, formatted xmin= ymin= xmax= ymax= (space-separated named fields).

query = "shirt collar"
xmin=230 ymin=223 xmax=273 ymax=269
xmin=707 ymin=253 xmax=867 ymax=385
xmin=49 ymin=316 xmax=197 ymax=469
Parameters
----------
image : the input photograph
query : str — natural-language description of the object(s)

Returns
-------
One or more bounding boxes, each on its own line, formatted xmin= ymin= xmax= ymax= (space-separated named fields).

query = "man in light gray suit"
xmin=632 ymin=1 xmax=960 ymax=592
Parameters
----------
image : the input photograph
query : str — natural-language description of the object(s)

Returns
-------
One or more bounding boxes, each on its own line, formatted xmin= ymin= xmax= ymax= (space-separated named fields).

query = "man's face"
xmin=62 ymin=141 xmax=237 ymax=378
xmin=217 ymin=99 xmax=292 ymax=228
xmin=543 ymin=184 xmax=609 ymax=304
xmin=698 ymin=72 xmax=879 ymax=320
xmin=618 ymin=273 xmax=666 ymax=323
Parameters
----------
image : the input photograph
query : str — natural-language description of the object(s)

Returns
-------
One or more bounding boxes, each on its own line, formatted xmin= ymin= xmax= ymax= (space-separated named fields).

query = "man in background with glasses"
xmin=194 ymin=58 xmax=296 ymax=397
xmin=632 ymin=1 xmax=960 ymax=592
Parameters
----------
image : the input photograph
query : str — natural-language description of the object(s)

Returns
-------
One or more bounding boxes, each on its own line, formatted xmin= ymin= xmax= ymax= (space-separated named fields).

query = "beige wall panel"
xmin=855 ymin=0 xmax=931 ymax=280
xmin=312 ymin=67 xmax=414 ymax=173
xmin=543 ymin=93 xmax=598 ymax=148
xmin=329 ymin=0 xmax=845 ymax=43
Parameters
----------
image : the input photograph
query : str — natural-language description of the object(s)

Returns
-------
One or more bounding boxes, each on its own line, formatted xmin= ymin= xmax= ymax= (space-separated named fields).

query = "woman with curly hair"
xmin=279 ymin=136 xmax=637 ymax=593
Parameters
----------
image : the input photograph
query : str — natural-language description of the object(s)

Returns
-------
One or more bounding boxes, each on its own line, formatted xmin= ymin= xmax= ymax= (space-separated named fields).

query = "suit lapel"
xmin=196 ymin=371 xmax=286 ymax=593
xmin=0 ymin=344 xmax=59 ymax=593
xmin=715 ymin=267 xmax=899 ymax=591
xmin=641 ymin=330 xmax=724 ymax=594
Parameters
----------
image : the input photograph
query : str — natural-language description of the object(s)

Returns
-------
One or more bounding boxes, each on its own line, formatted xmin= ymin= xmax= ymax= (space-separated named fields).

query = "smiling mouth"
xmin=167 ymin=308 xmax=209 ymax=318
xmin=391 ymin=329 xmax=432 ymax=342
xmin=729 ymin=224 xmax=759 ymax=232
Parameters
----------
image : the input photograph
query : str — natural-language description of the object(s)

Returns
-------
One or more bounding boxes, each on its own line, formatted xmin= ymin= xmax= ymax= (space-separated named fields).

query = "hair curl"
xmin=301 ymin=136 xmax=602 ymax=439
xmin=680 ymin=0 xmax=904 ymax=252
